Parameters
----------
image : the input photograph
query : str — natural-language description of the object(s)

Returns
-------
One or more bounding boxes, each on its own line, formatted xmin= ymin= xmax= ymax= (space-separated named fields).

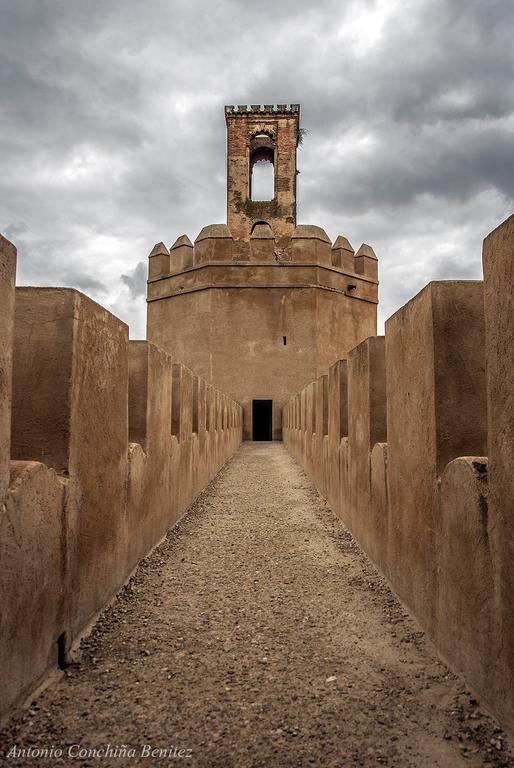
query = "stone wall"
xmin=0 ymin=238 xmax=242 ymax=722
xmin=283 ymin=215 xmax=514 ymax=735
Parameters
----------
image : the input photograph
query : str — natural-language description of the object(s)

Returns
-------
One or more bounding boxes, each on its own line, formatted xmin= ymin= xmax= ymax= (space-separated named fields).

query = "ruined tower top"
xmin=225 ymin=104 xmax=300 ymax=244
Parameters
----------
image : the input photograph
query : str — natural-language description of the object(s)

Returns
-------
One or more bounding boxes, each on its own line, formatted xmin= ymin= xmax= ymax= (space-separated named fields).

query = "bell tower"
xmin=225 ymin=104 xmax=300 ymax=244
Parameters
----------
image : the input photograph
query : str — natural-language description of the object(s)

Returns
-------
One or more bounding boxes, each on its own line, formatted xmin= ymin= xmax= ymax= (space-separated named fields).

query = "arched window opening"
xmin=251 ymin=220 xmax=272 ymax=235
xmin=249 ymin=133 xmax=275 ymax=202
xmin=251 ymin=158 xmax=274 ymax=201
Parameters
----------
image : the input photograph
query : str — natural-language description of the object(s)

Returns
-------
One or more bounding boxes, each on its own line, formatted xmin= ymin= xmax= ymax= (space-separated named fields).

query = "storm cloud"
xmin=1 ymin=0 xmax=513 ymax=337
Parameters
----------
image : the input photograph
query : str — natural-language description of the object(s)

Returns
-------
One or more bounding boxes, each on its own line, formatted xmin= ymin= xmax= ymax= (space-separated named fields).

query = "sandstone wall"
xmin=482 ymin=215 xmax=514 ymax=734
xmin=0 ymin=248 xmax=242 ymax=722
xmin=0 ymin=236 xmax=16 ymax=499
xmin=283 ymin=215 xmax=514 ymax=735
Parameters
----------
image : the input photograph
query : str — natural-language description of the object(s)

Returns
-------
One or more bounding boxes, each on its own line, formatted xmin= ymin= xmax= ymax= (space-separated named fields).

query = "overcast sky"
xmin=1 ymin=0 xmax=513 ymax=338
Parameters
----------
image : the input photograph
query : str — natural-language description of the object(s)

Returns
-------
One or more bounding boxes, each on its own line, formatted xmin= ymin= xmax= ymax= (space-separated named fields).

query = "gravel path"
xmin=1 ymin=443 xmax=512 ymax=768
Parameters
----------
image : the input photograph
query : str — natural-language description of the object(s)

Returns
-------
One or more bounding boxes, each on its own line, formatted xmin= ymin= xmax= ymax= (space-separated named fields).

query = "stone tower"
xmin=225 ymin=104 xmax=299 ymax=244
xmin=146 ymin=104 xmax=378 ymax=439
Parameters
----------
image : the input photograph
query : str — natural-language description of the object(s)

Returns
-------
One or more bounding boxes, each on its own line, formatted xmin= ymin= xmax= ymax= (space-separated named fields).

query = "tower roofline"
xmin=225 ymin=104 xmax=300 ymax=119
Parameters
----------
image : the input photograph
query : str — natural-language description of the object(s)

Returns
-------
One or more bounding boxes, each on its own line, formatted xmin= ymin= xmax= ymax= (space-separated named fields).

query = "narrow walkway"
xmin=1 ymin=444 xmax=512 ymax=768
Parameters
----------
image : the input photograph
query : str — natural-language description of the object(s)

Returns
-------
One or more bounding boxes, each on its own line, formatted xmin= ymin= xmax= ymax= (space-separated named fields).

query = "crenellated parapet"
xmin=225 ymin=104 xmax=300 ymax=116
xmin=147 ymin=226 xmax=378 ymax=273
xmin=194 ymin=224 xmax=233 ymax=264
xmin=332 ymin=236 xmax=355 ymax=271
xmin=0 ymin=233 xmax=243 ymax=721
xmin=170 ymin=234 xmax=194 ymax=272
xmin=282 ymin=214 xmax=514 ymax=736
xmin=355 ymin=243 xmax=378 ymax=281
xmin=148 ymin=242 xmax=170 ymax=279
xmin=332 ymin=237 xmax=378 ymax=281
xmin=290 ymin=225 xmax=332 ymax=265
xmin=146 ymin=224 xmax=379 ymax=307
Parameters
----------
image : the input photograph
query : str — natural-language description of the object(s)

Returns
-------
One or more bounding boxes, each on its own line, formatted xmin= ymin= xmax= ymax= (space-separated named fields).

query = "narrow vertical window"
xmin=251 ymin=159 xmax=274 ymax=201
xmin=250 ymin=133 xmax=275 ymax=201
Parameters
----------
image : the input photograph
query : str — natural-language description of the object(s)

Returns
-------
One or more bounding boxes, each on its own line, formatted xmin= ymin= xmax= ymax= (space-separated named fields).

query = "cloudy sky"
xmin=1 ymin=0 xmax=513 ymax=337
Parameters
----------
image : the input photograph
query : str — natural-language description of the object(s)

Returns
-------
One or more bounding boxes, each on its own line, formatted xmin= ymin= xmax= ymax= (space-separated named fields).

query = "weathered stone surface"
xmin=172 ymin=234 xmax=193 ymax=248
xmin=149 ymin=275 xmax=377 ymax=440
xmin=195 ymin=224 xmax=232 ymax=241
xmin=169 ymin=234 xmax=193 ymax=272
xmin=292 ymin=224 xmax=331 ymax=242
xmin=482 ymin=214 xmax=514 ymax=732
xmin=385 ymin=281 xmax=485 ymax=627
xmin=194 ymin=224 xmax=233 ymax=263
xmin=12 ymin=289 xmax=130 ymax=637
xmin=283 ymin=260 xmax=513 ymax=734
xmin=355 ymin=243 xmax=378 ymax=280
xmin=0 ymin=235 xmax=16 ymax=499
xmin=149 ymin=241 xmax=169 ymax=256
xmin=289 ymin=224 xmax=332 ymax=265
xmin=0 ymin=461 xmax=64 ymax=718
xmin=148 ymin=242 xmax=170 ymax=278
xmin=347 ymin=336 xmax=386 ymax=549
xmin=328 ymin=359 xmax=348 ymax=449
xmin=1 ymin=280 xmax=242 ymax=721
xmin=438 ymin=457 xmax=493 ymax=701
xmin=225 ymin=105 xmax=299 ymax=242
xmin=251 ymin=222 xmax=274 ymax=239
xmin=332 ymin=235 xmax=355 ymax=271
xmin=250 ymin=222 xmax=275 ymax=261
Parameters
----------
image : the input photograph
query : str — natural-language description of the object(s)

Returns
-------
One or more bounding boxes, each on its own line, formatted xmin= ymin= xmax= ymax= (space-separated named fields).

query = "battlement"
xmin=0 ymin=236 xmax=243 ymax=718
xmin=282 ymin=216 xmax=514 ymax=734
xmin=225 ymin=104 xmax=300 ymax=117
xmin=146 ymin=226 xmax=379 ymax=304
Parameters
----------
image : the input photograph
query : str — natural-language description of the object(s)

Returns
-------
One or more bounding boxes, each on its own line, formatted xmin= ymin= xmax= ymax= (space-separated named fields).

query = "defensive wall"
xmin=283 ymin=215 xmax=514 ymax=735
xmin=0 ymin=233 xmax=242 ymax=722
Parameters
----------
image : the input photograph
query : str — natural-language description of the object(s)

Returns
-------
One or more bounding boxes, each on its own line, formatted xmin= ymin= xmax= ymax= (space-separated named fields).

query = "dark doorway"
xmin=252 ymin=400 xmax=272 ymax=441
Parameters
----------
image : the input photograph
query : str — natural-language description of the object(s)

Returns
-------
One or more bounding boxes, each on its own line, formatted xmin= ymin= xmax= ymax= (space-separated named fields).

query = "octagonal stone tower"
xmin=146 ymin=104 xmax=378 ymax=440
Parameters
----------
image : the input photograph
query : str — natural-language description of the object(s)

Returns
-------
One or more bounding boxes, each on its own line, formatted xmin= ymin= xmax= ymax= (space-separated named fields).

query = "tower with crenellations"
xmin=225 ymin=103 xmax=299 ymax=245
xmin=146 ymin=104 xmax=379 ymax=439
